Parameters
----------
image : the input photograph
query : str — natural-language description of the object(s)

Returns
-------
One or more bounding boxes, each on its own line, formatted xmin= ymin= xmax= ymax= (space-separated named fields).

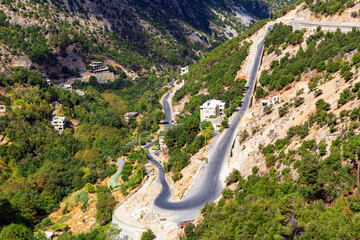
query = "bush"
xmin=294 ymin=97 xmax=304 ymax=107
xmin=352 ymin=53 xmax=360 ymax=64
xmin=338 ymin=89 xmax=354 ymax=107
xmin=263 ymin=105 xmax=273 ymax=114
xmin=85 ymin=183 xmax=95 ymax=193
xmin=265 ymin=153 xmax=276 ymax=167
xmin=278 ymin=104 xmax=289 ymax=117
xmin=255 ymin=86 xmax=267 ymax=99
xmin=239 ymin=130 xmax=249 ymax=144
xmin=0 ymin=224 xmax=36 ymax=240
xmin=95 ymin=192 xmax=117 ymax=226
xmin=222 ymin=189 xmax=233 ymax=199
xmin=141 ymin=229 xmax=154 ymax=240
xmin=315 ymin=99 xmax=331 ymax=111
xmin=221 ymin=118 xmax=228 ymax=128
xmin=40 ymin=218 xmax=52 ymax=227
xmin=226 ymin=169 xmax=241 ymax=185
xmin=314 ymin=89 xmax=323 ymax=97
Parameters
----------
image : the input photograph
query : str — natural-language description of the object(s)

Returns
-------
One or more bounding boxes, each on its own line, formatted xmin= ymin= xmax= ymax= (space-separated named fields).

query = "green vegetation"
xmin=260 ymin=26 xmax=360 ymax=91
xmin=0 ymin=67 xmax=167 ymax=235
xmin=141 ymin=229 xmax=154 ymax=240
xmin=56 ymin=224 xmax=121 ymax=240
xmin=182 ymin=124 xmax=360 ymax=239
xmin=306 ymin=0 xmax=355 ymax=16
xmin=165 ymin=21 xmax=273 ymax=175
xmin=95 ymin=186 xmax=117 ymax=226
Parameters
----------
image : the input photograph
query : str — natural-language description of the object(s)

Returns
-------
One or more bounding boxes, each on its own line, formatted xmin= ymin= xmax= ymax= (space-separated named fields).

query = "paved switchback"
xmin=146 ymin=24 xmax=274 ymax=214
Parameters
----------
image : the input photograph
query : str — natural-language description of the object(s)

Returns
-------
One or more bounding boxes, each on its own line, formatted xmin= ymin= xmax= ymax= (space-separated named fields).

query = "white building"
xmin=89 ymin=62 xmax=108 ymax=73
xmin=63 ymin=84 xmax=72 ymax=91
xmin=260 ymin=95 xmax=280 ymax=113
xmin=0 ymin=105 xmax=5 ymax=114
xmin=51 ymin=115 xmax=65 ymax=132
xmin=200 ymin=100 xmax=225 ymax=130
xmin=75 ymin=90 xmax=85 ymax=96
xmin=200 ymin=100 xmax=225 ymax=122
xmin=124 ymin=112 xmax=139 ymax=122
xmin=180 ymin=66 xmax=189 ymax=76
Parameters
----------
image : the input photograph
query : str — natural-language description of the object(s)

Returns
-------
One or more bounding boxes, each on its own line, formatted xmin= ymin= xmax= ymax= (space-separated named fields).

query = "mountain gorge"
xmin=0 ymin=0 xmax=293 ymax=79
xmin=5 ymin=0 xmax=359 ymax=239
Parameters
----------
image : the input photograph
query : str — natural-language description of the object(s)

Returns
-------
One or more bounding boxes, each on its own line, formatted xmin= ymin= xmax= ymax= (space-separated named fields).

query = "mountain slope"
xmin=179 ymin=2 xmax=360 ymax=239
xmin=0 ymin=0 xmax=297 ymax=79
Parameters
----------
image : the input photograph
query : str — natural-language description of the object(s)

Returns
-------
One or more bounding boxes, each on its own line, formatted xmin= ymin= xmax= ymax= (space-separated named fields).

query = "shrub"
xmin=141 ymin=229 xmax=154 ymax=240
xmin=221 ymin=118 xmax=228 ymax=128
xmin=226 ymin=169 xmax=241 ymax=185
xmin=352 ymin=53 xmax=360 ymax=64
xmin=239 ymin=130 xmax=249 ymax=144
xmin=265 ymin=153 xmax=276 ymax=167
xmin=314 ymin=89 xmax=323 ymax=97
xmin=278 ymin=104 xmax=289 ymax=117
xmin=263 ymin=105 xmax=273 ymax=114
xmin=222 ymin=189 xmax=233 ymax=199
xmin=85 ymin=183 xmax=95 ymax=193
xmin=294 ymin=97 xmax=304 ymax=107
xmin=95 ymin=192 xmax=117 ymax=226
xmin=255 ymin=86 xmax=267 ymax=99
xmin=40 ymin=218 xmax=52 ymax=227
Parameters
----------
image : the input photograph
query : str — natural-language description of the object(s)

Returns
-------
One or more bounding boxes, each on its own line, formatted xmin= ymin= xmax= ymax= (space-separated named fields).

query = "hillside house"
xmin=200 ymin=100 xmax=225 ymax=121
xmin=63 ymin=84 xmax=72 ymax=91
xmin=89 ymin=62 xmax=108 ymax=73
xmin=180 ymin=66 xmax=189 ymax=76
xmin=75 ymin=90 xmax=85 ymax=96
xmin=51 ymin=115 xmax=65 ymax=132
xmin=124 ymin=112 xmax=139 ymax=122
xmin=0 ymin=105 xmax=5 ymax=114
xmin=200 ymin=100 xmax=225 ymax=130
xmin=260 ymin=95 xmax=280 ymax=113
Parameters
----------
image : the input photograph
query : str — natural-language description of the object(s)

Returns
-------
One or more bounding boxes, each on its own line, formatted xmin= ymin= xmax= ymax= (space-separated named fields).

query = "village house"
xmin=89 ymin=62 xmax=108 ymax=73
xmin=200 ymin=99 xmax=225 ymax=121
xmin=200 ymin=99 xmax=225 ymax=130
xmin=75 ymin=90 xmax=85 ymax=96
xmin=51 ymin=115 xmax=66 ymax=132
xmin=260 ymin=95 xmax=280 ymax=113
xmin=0 ymin=105 xmax=5 ymax=114
xmin=124 ymin=112 xmax=139 ymax=122
xmin=180 ymin=66 xmax=189 ymax=76
xmin=63 ymin=84 xmax=72 ymax=91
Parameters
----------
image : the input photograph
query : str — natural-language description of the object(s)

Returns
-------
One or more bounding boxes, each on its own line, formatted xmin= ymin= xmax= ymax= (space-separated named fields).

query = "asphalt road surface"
xmin=161 ymin=90 xmax=174 ymax=128
xmin=146 ymin=24 xmax=274 ymax=212
xmin=289 ymin=19 xmax=360 ymax=33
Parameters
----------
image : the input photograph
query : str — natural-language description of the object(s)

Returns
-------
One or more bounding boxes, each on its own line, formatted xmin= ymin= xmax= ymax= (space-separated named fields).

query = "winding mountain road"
xmin=144 ymin=18 xmax=359 ymax=220
xmin=112 ymin=19 xmax=360 ymax=239
xmin=145 ymin=20 xmax=360 ymax=215
xmin=145 ymin=24 xmax=274 ymax=215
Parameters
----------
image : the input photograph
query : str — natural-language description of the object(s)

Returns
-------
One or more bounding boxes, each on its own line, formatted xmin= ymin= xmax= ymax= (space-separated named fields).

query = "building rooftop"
xmin=124 ymin=112 xmax=139 ymax=117
xmin=200 ymin=99 xmax=225 ymax=109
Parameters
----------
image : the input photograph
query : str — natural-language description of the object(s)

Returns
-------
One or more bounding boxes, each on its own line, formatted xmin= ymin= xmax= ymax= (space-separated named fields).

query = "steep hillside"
xmin=0 ymin=0 xmax=298 ymax=79
xmin=179 ymin=2 xmax=360 ymax=239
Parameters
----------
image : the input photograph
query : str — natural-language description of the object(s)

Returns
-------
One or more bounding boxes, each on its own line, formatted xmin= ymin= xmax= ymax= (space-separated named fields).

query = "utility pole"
xmin=204 ymin=134 xmax=207 ymax=153
xmin=356 ymin=151 xmax=360 ymax=186
xmin=179 ymin=172 xmax=181 ymax=199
